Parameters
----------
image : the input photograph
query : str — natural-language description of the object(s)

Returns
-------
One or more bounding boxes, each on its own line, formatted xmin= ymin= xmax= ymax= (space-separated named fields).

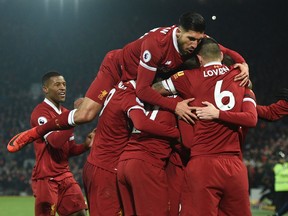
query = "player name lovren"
xmin=203 ymin=65 xmax=230 ymax=77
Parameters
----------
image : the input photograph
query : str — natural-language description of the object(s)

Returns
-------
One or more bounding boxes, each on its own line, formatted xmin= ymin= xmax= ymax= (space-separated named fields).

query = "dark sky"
xmin=0 ymin=0 xmax=287 ymax=103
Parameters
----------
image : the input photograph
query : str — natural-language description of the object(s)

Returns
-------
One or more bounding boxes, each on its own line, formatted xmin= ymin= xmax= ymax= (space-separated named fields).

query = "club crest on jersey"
xmin=50 ymin=204 xmax=56 ymax=216
xmin=98 ymin=90 xmax=108 ymax=101
xmin=38 ymin=116 xmax=47 ymax=125
xmin=143 ymin=50 xmax=151 ymax=63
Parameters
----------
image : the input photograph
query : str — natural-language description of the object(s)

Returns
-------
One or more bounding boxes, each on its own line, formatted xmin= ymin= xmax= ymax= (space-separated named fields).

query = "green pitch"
xmin=0 ymin=196 xmax=91 ymax=216
xmin=0 ymin=196 xmax=287 ymax=216
xmin=0 ymin=196 xmax=34 ymax=216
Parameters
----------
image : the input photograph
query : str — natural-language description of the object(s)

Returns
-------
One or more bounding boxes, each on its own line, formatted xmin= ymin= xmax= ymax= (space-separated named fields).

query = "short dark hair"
xmin=179 ymin=12 xmax=206 ymax=33
xmin=198 ymin=37 xmax=221 ymax=60
xmin=42 ymin=71 xmax=62 ymax=85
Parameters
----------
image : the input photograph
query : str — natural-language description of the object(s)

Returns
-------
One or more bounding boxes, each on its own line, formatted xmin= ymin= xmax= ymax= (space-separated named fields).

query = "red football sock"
xmin=36 ymin=111 xmax=74 ymax=136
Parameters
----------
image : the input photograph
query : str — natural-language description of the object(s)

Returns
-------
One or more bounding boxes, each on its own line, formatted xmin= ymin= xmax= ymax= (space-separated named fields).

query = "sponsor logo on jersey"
xmin=173 ymin=71 xmax=185 ymax=79
xmin=165 ymin=60 xmax=172 ymax=65
xmin=98 ymin=90 xmax=108 ymax=101
xmin=143 ymin=50 xmax=151 ymax=63
xmin=38 ymin=116 xmax=47 ymax=125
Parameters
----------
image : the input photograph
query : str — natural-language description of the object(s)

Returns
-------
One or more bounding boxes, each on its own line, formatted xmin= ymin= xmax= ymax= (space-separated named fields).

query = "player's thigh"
xmin=85 ymin=50 xmax=121 ymax=104
xmin=126 ymin=159 xmax=170 ymax=216
xmin=166 ymin=161 xmax=184 ymax=216
xmin=117 ymin=160 xmax=136 ymax=216
xmin=218 ymin=158 xmax=251 ymax=216
xmin=32 ymin=179 xmax=59 ymax=216
xmin=57 ymin=177 xmax=87 ymax=216
xmin=83 ymin=162 xmax=121 ymax=216
xmin=181 ymin=157 xmax=221 ymax=216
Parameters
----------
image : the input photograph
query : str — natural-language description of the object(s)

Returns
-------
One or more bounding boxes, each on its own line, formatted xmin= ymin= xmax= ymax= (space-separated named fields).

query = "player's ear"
xmin=42 ymin=85 xmax=48 ymax=94
xmin=220 ymin=51 xmax=224 ymax=62
xmin=176 ymin=27 xmax=182 ymax=38
xmin=197 ymin=54 xmax=203 ymax=66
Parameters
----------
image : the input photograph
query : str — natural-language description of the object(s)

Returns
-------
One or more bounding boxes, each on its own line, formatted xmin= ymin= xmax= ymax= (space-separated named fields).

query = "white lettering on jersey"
xmin=214 ymin=80 xmax=235 ymax=111
xmin=136 ymin=97 xmax=144 ymax=107
xmin=143 ymin=50 xmax=151 ymax=63
xmin=160 ymin=27 xmax=172 ymax=34
xmin=203 ymin=66 xmax=230 ymax=77
xmin=139 ymin=27 xmax=160 ymax=39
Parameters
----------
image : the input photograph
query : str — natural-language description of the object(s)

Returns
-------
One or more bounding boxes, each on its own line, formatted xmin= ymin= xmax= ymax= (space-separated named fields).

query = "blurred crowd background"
xmin=0 ymin=0 xmax=287 ymax=200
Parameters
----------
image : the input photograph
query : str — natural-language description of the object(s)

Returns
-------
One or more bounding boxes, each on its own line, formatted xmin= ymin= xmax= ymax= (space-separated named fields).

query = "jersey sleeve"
xmin=30 ymin=106 xmax=54 ymax=140
xmin=218 ymin=43 xmax=245 ymax=63
xmin=136 ymin=37 xmax=178 ymax=111
xmin=30 ymin=105 xmax=74 ymax=148
xmin=129 ymin=109 xmax=180 ymax=139
xmin=30 ymin=106 xmax=51 ymax=127
xmin=219 ymin=89 xmax=257 ymax=127
xmin=68 ymin=139 xmax=87 ymax=157
xmin=177 ymin=119 xmax=195 ymax=149
xmin=257 ymin=100 xmax=288 ymax=121
xmin=124 ymin=91 xmax=180 ymax=139
xmin=161 ymin=71 xmax=191 ymax=97
xmin=45 ymin=129 xmax=74 ymax=149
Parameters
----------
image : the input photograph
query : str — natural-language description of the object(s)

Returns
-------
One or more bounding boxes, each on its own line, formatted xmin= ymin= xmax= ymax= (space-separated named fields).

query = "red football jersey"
xmin=120 ymin=96 xmax=180 ymax=168
xmin=162 ymin=63 xmax=257 ymax=156
xmin=87 ymin=81 xmax=146 ymax=172
xmin=30 ymin=98 xmax=76 ymax=180
xmin=257 ymin=100 xmax=288 ymax=121
xmin=120 ymin=26 xmax=185 ymax=81
xmin=118 ymin=26 xmax=245 ymax=111
xmin=120 ymin=25 xmax=244 ymax=80
xmin=87 ymin=80 xmax=180 ymax=172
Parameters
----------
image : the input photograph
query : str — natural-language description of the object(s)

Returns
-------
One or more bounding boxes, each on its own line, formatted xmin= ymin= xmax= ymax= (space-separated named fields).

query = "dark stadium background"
xmin=0 ymin=0 xmax=287 ymax=201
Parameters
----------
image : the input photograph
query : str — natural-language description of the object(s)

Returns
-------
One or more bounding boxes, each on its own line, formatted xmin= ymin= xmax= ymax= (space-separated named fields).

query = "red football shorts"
xmin=117 ymin=159 xmax=170 ymax=216
xmin=85 ymin=49 xmax=122 ymax=104
xmin=32 ymin=176 xmax=87 ymax=216
xmin=180 ymin=155 xmax=251 ymax=216
xmin=82 ymin=161 xmax=122 ymax=216
xmin=166 ymin=159 xmax=184 ymax=216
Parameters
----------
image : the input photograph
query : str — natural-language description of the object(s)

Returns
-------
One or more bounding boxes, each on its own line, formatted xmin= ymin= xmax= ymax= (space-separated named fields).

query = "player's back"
xmin=121 ymin=97 xmax=179 ymax=167
xmin=178 ymin=64 xmax=245 ymax=156
xmin=87 ymin=81 xmax=142 ymax=172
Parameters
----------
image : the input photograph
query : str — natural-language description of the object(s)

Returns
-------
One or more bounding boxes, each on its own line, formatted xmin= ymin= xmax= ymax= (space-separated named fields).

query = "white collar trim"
xmin=204 ymin=61 xmax=222 ymax=67
xmin=44 ymin=98 xmax=62 ymax=115
xmin=172 ymin=27 xmax=180 ymax=53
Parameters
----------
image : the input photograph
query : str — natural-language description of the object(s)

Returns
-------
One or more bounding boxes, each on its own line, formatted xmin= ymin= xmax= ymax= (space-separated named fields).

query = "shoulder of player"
xmin=117 ymin=86 xmax=144 ymax=111
xmin=31 ymin=102 xmax=48 ymax=116
xmin=121 ymin=90 xmax=141 ymax=110
xmin=172 ymin=69 xmax=195 ymax=80
xmin=31 ymin=102 xmax=66 ymax=123
xmin=227 ymin=64 xmax=239 ymax=73
xmin=143 ymin=25 xmax=175 ymax=46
